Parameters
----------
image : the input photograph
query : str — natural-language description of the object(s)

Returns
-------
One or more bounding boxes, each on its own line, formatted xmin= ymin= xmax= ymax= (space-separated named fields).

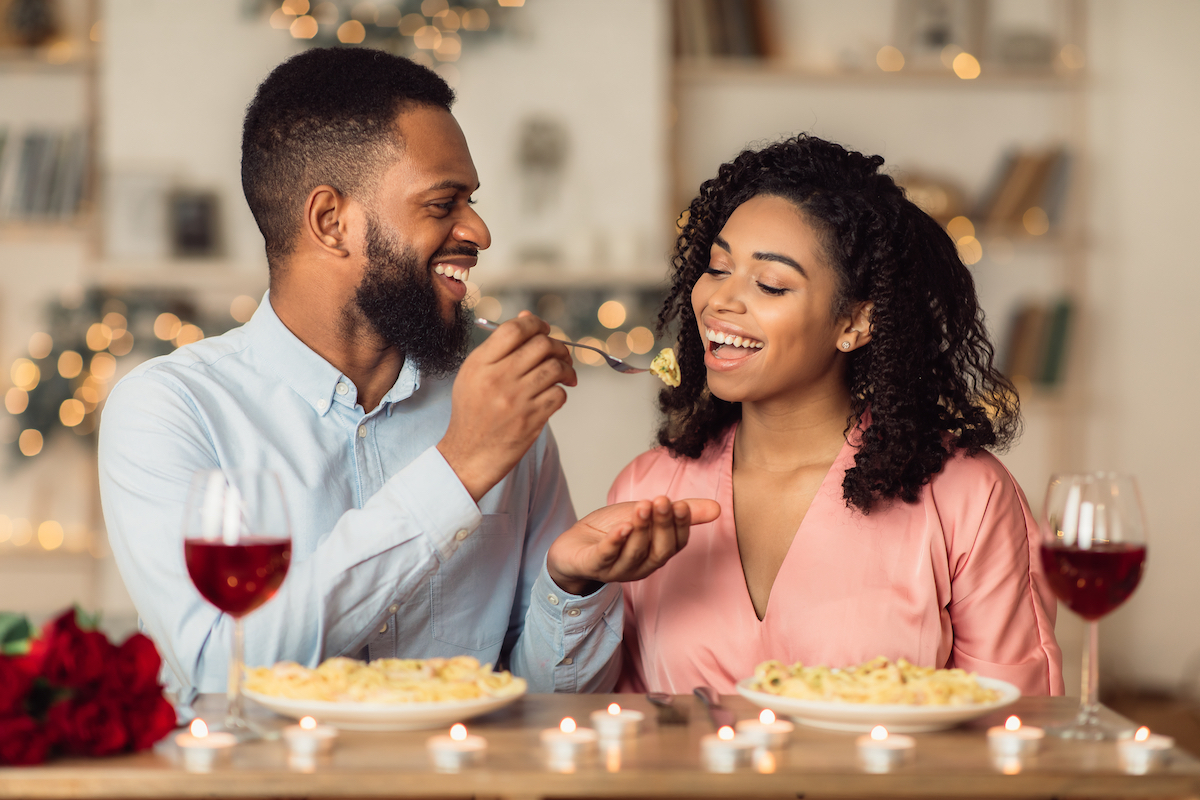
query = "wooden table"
xmin=2 ymin=694 xmax=1198 ymax=799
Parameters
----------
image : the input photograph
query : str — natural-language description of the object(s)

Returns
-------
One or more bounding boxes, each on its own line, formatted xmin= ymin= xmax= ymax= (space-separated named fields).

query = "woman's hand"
xmin=546 ymin=496 xmax=721 ymax=595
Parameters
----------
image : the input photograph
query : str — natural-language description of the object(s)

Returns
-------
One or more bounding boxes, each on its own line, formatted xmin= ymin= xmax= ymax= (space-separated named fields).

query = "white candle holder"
xmin=987 ymin=715 xmax=1044 ymax=761
xmin=701 ymin=726 xmax=755 ymax=773
xmin=427 ymin=723 xmax=488 ymax=773
xmin=856 ymin=726 xmax=914 ymax=773
xmin=590 ymin=703 xmax=644 ymax=741
xmin=1118 ymin=727 xmax=1174 ymax=774
xmin=736 ymin=709 xmax=794 ymax=750
xmin=174 ymin=719 xmax=236 ymax=773
xmin=282 ymin=716 xmax=339 ymax=758
xmin=541 ymin=717 xmax=597 ymax=771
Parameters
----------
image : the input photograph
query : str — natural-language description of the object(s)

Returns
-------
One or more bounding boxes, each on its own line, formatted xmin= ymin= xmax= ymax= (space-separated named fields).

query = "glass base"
xmin=1046 ymin=706 xmax=1134 ymax=741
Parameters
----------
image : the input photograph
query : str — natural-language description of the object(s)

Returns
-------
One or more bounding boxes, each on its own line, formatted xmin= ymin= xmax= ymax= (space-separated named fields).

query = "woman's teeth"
xmin=705 ymin=328 xmax=764 ymax=350
xmin=433 ymin=265 xmax=470 ymax=282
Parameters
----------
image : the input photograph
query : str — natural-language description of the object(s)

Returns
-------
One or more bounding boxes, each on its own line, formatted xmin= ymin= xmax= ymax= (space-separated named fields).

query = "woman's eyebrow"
xmin=754 ymin=250 xmax=806 ymax=276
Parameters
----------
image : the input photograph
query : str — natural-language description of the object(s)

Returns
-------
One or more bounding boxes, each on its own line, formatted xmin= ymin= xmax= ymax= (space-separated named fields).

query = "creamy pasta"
xmin=650 ymin=347 xmax=681 ymax=387
xmin=748 ymin=656 xmax=1000 ymax=705
xmin=244 ymin=656 xmax=526 ymax=703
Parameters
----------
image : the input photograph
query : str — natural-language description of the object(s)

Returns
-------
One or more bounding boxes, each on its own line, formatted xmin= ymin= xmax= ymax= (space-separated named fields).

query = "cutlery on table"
xmin=693 ymin=685 xmax=736 ymax=729
xmin=646 ymin=692 xmax=688 ymax=725
xmin=474 ymin=318 xmax=649 ymax=375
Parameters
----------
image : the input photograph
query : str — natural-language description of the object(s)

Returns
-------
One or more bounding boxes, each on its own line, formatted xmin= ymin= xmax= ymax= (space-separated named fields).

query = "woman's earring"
xmin=841 ymin=341 xmax=851 ymax=350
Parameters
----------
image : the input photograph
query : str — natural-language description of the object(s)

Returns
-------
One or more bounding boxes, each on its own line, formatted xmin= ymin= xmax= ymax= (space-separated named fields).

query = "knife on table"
xmin=693 ymin=685 xmax=736 ymax=729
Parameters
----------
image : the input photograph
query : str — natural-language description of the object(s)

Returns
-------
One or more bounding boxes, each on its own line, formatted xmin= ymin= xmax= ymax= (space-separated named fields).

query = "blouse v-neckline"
xmin=718 ymin=421 xmax=858 ymax=624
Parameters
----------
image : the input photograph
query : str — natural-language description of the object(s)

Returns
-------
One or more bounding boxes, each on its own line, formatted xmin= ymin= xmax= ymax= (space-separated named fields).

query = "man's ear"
xmin=836 ymin=301 xmax=874 ymax=353
xmin=304 ymin=185 xmax=352 ymax=258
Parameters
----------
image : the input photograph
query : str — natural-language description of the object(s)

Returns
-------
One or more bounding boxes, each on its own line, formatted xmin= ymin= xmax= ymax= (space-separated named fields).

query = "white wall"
xmin=1085 ymin=0 xmax=1200 ymax=692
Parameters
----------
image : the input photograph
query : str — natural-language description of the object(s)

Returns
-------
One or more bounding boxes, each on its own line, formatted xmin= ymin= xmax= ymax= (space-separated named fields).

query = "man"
xmin=98 ymin=48 xmax=717 ymax=702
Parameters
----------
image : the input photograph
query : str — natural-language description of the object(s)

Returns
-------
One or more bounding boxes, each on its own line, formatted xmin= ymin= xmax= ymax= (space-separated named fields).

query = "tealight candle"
xmin=1118 ymin=726 xmax=1174 ymax=774
xmin=541 ymin=717 xmax=598 ymax=769
xmin=590 ymin=703 xmax=645 ymax=741
xmin=855 ymin=726 xmax=915 ymax=773
xmin=283 ymin=715 xmax=339 ymax=758
xmin=700 ymin=725 xmax=755 ymax=773
xmin=987 ymin=715 xmax=1044 ymax=760
xmin=426 ymin=723 xmax=488 ymax=772
xmin=736 ymin=708 xmax=794 ymax=750
xmin=174 ymin=719 xmax=236 ymax=773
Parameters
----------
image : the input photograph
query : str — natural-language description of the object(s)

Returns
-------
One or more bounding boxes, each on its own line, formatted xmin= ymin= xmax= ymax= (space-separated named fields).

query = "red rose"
xmin=0 ymin=656 xmax=35 ymax=716
xmin=0 ymin=715 xmax=51 ymax=766
xmin=122 ymin=693 xmax=177 ymax=751
xmin=39 ymin=610 xmax=115 ymax=690
xmin=45 ymin=697 xmax=129 ymax=757
xmin=101 ymin=633 xmax=162 ymax=696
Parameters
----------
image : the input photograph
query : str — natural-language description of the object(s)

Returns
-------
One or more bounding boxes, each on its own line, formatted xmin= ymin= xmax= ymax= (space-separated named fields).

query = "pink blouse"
xmin=609 ymin=424 xmax=1064 ymax=696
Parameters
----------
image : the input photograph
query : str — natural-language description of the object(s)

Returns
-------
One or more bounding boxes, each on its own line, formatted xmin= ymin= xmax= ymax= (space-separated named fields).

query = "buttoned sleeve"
xmin=99 ymin=370 xmax=482 ymax=701
xmin=504 ymin=428 xmax=622 ymax=692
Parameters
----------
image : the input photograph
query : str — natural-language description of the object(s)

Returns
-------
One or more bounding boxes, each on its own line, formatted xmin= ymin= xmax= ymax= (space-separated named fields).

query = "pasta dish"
xmin=748 ymin=656 xmax=1000 ymax=705
xmin=244 ymin=656 xmax=526 ymax=704
xmin=650 ymin=348 xmax=681 ymax=387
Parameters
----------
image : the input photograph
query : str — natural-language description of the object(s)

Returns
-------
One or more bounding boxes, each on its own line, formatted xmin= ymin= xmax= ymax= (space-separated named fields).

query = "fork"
xmin=474 ymin=318 xmax=649 ymax=374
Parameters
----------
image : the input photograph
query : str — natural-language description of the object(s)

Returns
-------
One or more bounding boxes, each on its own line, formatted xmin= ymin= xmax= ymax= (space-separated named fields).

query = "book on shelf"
xmin=673 ymin=0 xmax=774 ymax=60
xmin=974 ymin=145 xmax=1071 ymax=233
xmin=1001 ymin=297 xmax=1073 ymax=388
xmin=0 ymin=127 xmax=87 ymax=221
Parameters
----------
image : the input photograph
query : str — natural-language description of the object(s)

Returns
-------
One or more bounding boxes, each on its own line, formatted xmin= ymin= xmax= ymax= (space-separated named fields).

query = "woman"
xmin=611 ymin=135 xmax=1063 ymax=695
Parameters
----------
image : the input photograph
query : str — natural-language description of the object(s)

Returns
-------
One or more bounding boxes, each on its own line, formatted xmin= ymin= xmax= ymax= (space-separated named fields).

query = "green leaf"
xmin=73 ymin=604 xmax=101 ymax=631
xmin=0 ymin=612 xmax=32 ymax=648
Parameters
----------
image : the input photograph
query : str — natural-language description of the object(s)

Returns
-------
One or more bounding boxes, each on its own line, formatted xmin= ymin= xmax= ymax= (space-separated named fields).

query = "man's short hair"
xmin=241 ymin=48 xmax=454 ymax=271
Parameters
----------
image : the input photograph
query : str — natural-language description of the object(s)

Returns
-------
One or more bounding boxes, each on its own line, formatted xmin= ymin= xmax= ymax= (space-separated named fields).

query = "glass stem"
xmin=227 ymin=616 xmax=245 ymax=729
xmin=1079 ymin=619 xmax=1100 ymax=721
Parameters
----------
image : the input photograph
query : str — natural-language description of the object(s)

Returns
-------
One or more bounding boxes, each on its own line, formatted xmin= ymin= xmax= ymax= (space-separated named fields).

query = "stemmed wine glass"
xmin=1039 ymin=472 xmax=1147 ymax=740
xmin=183 ymin=469 xmax=292 ymax=735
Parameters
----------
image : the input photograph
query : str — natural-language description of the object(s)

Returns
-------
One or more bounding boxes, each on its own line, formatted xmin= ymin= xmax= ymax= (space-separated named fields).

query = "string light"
xmin=37 ymin=521 xmax=64 ymax=551
xmin=597 ymin=300 xmax=627 ymax=329
xmin=952 ymin=52 xmax=981 ymax=80
xmin=290 ymin=15 xmax=319 ymax=38
xmin=338 ymin=19 xmax=367 ymax=42
xmin=876 ymin=45 xmax=904 ymax=72
xmin=28 ymin=332 xmax=53 ymax=359
xmin=58 ymin=351 xmax=83 ymax=379
xmin=626 ymin=326 xmax=655 ymax=354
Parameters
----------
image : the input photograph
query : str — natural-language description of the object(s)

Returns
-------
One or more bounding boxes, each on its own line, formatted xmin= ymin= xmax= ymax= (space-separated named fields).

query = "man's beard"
xmin=353 ymin=217 xmax=473 ymax=379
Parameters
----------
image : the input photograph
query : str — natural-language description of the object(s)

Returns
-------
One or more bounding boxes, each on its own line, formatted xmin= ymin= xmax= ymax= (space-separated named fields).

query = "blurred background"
xmin=0 ymin=0 xmax=1196 ymax=734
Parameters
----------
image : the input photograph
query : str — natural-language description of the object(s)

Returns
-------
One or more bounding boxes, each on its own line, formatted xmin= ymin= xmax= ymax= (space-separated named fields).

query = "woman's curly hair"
xmin=656 ymin=134 xmax=1019 ymax=513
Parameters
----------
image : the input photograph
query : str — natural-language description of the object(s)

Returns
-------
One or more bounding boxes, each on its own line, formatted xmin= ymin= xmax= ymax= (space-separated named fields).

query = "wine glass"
xmin=1039 ymin=472 xmax=1147 ymax=739
xmin=183 ymin=469 xmax=292 ymax=735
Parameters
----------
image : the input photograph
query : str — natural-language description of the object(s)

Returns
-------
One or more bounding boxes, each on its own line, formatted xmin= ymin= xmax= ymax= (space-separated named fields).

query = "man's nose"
xmin=454 ymin=206 xmax=491 ymax=250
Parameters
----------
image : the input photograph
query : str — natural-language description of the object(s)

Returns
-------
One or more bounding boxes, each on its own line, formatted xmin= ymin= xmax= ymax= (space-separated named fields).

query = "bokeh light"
xmin=575 ymin=337 xmax=606 ymax=366
xmin=338 ymin=20 xmax=366 ymax=43
xmin=399 ymin=13 xmax=425 ymax=35
xmin=434 ymin=9 xmax=460 ymax=31
xmin=290 ymin=15 xmax=319 ymax=38
xmin=109 ymin=332 xmax=135 ymax=356
xmin=1023 ymin=207 xmax=1050 ymax=236
xmin=606 ymin=331 xmax=631 ymax=358
xmin=58 ymin=350 xmax=83 ymax=379
xmin=86 ymin=323 xmax=113 ymax=351
xmin=1060 ymin=44 xmax=1085 ymax=70
xmin=37 ymin=521 xmax=64 ymax=551
xmin=281 ymin=0 xmax=310 ymax=13
xmin=627 ymin=326 xmax=655 ymax=355
xmin=28 ymin=332 xmax=53 ymax=359
xmin=435 ymin=32 xmax=462 ymax=61
xmin=313 ymin=1 xmax=339 ymax=25
xmin=11 ymin=359 xmax=39 ymax=391
xmin=350 ymin=1 xmax=378 ymax=23
xmin=953 ymin=52 xmax=981 ymax=80
xmin=102 ymin=312 xmax=128 ymax=336
xmin=90 ymin=352 xmax=117 ymax=381
xmin=154 ymin=313 xmax=182 ymax=340
xmin=5 ymin=388 xmax=28 ymax=415
xmin=421 ymin=0 xmax=448 ymax=14
xmin=497 ymin=0 xmax=525 ymax=6
xmin=876 ymin=45 xmax=904 ymax=72
xmin=597 ymin=300 xmax=627 ymax=329
xmin=956 ymin=235 xmax=983 ymax=265
xmin=414 ymin=25 xmax=442 ymax=49
xmin=946 ymin=216 xmax=975 ymax=241
xmin=18 ymin=429 xmax=43 ymax=456
xmin=59 ymin=399 xmax=86 ymax=427
xmin=460 ymin=8 xmax=488 ymax=31
xmin=230 ymin=294 xmax=259 ymax=323
xmin=175 ymin=324 xmax=205 ymax=347
xmin=475 ymin=296 xmax=502 ymax=321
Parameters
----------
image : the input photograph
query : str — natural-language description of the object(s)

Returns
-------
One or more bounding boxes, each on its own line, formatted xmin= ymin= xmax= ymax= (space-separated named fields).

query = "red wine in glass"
xmin=1040 ymin=542 xmax=1146 ymax=620
xmin=185 ymin=537 xmax=291 ymax=618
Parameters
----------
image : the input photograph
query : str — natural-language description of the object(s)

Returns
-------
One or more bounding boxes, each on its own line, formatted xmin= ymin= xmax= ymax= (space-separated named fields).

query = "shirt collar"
xmin=245 ymin=291 xmax=423 ymax=416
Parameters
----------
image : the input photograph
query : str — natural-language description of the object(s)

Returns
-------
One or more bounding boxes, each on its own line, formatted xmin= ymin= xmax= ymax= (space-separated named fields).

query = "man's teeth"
xmin=705 ymin=328 xmax=764 ymax=349
xmin=433 ymin=265 xmax=470 ymax=282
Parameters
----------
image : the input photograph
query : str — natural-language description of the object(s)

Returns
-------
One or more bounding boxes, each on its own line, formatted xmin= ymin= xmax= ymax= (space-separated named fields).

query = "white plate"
xmin=735 ymin=676 xmax=1020 ymax=733
xmin=243 ymin=687 xmax=524 ymax=731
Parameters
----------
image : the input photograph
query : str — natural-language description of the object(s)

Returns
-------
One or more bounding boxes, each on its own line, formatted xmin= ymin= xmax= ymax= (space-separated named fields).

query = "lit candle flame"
xmin=300 ymin=716 xmax=317 ymax=730
xmin=1005 ymin=716 xmax=1021 ymax=731
xmin=760 ymin=709 xmax=776 ymax=725
xmin=608 ymin=703 xmax=621 ymax=715
xmin=560 ymin=717 xmax=576 ymax=734
xmin=450 ymin=723 xmax=467 ymax=741
xmin=190 ymin=718 xmax=208 ymax=738
xmin=871 ymin=725 xmax=888 ymax=741
xmin=1135 ymin=726 xmax=1150 ymax=742
xmin=718 ymin=725 xmax=735 ymax=740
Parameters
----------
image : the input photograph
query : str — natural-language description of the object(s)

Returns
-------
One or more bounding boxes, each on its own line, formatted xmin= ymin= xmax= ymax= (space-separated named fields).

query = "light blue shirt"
xmin=98 ymin=295 xmax=622 ymax=701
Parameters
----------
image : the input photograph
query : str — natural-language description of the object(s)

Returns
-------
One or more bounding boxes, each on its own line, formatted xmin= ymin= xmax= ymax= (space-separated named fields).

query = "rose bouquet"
xmin=0 ymin=608 xmax=176 ymax=765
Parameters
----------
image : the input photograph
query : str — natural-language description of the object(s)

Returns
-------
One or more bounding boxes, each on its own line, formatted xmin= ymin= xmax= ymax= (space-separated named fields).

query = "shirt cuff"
xmin=382 ymin=446 xmax=481 ymax=562
xmin=531 ymin=557 xmax=621 ymax=635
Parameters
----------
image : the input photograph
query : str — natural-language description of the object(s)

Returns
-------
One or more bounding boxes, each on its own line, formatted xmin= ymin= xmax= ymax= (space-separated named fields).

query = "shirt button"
xmin=566 ymin=608 xmax=581 ymax=617
xmin=547 ymin=594 xmax=559 ymax=606
xmin=561 ymin=657 xmax=573 ymax=665
xmin=316 ymin=399 xmax=328 ymax=411
xmin=388 ymin=604 xmax=399 ymax=614
xmin=455 ymin=529 xmax=470 ymax=541
xmin=336 ymin=382 xmax=349 ymax=395
xmin=358 ymin=426 xmax=367 ymax=438
xmin=379 ymin=623 xmax=388 ymax=634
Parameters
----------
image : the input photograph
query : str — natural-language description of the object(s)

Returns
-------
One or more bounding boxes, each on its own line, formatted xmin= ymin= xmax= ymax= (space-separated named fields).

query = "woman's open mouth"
xmin=704 ymin=326 xmax=763 ymax=368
